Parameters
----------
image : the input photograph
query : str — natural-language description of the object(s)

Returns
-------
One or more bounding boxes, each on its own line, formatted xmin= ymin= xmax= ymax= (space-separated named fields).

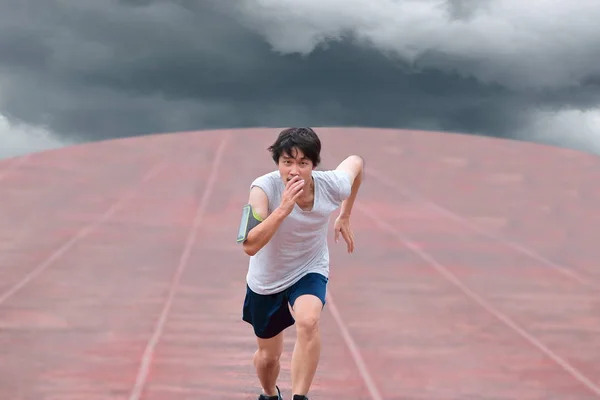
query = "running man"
xmin=237 ymin=127 xmax=364 ymax=400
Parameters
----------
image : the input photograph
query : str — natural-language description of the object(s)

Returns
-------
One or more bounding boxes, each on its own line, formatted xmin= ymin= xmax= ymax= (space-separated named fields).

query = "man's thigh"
xmin=287 ymin=272 xmax=328 ymax=318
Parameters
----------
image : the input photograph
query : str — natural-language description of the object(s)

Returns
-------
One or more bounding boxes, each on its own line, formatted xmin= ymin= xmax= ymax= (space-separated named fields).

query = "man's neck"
xmin=296 ymin=177 xmax=315 ymax=209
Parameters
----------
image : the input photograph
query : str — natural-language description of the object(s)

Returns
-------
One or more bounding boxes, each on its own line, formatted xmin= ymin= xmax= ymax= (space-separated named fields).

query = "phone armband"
xmin=236 ymin=204 xmax=263 ymax=243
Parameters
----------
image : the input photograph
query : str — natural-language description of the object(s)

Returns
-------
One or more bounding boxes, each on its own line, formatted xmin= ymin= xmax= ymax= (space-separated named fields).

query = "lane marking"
xmin=128 ymin=135 xmax=230 ymax=400
xmin=0 ymin=162 xmax=167 ymax=306
xmin=358 ymin=202 xmax=600 ymax=398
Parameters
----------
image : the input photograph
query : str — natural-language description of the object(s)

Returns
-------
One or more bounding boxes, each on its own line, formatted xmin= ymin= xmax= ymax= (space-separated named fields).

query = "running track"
xmin=0 ymin=127 xmax=599 ymax=399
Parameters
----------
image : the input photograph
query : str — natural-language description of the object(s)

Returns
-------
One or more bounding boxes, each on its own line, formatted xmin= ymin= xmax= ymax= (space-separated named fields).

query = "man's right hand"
xmin=279 ymin=175 xmax=305 ymax=215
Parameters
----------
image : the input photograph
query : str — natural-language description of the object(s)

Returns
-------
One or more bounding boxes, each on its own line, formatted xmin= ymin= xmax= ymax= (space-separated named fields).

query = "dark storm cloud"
xmin=1 ymin=0 xmax=599 ymax=157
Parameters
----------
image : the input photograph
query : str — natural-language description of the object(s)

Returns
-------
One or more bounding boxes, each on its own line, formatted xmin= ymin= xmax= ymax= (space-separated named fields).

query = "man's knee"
xmin=256 ymin=348 xmax=281 ymax=367
xmin=296 ymin=314 xmax=320 ymax=338
xmin=292 ymin=295 xmax=323 ymax=337
xmin=255 ymin=333 xmax=284 ymax=366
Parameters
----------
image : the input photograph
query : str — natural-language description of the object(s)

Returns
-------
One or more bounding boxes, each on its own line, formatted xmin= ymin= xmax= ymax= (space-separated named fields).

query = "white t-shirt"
xmin=246 ymin=169 xmax=352 ymax=295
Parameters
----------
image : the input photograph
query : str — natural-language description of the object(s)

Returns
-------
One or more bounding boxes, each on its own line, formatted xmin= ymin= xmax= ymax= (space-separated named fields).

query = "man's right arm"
xmin=242 ymin=186 xmax=288 ymax=256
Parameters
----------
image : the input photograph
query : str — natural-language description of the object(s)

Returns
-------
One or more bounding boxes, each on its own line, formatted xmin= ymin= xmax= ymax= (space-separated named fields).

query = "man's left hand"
xmin=334 ymin=215 xmax=355 ymax=253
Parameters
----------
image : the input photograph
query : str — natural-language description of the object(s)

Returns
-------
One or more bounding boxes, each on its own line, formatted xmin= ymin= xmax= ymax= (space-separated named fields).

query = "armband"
xmin=236 ymin=204 xmax=263 ymax=243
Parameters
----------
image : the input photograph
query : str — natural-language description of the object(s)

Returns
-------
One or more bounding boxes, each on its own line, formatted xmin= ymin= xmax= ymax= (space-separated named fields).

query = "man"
xmin=237 ymin=127 xmax=364 ymax=400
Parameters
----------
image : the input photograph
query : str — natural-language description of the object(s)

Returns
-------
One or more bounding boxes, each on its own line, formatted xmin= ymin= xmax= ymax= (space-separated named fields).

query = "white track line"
xmin=128 ymin=135 xmax=229 ymax=400
xmin=357 ymin=202 xmax=600 ymax=398
xmin=366 ymin=167 xmax=598 ymax=290
xmin=326 ymin=291 xmax=383 ymax=400
xmin=0 ymin=162 xmax=167 ymax=306
xmin=322 ymin=151 xmax=382 ymax=400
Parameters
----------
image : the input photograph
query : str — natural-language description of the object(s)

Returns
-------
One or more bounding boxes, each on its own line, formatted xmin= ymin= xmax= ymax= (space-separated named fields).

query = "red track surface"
xmin=1 ymin=127 xmax=599 ymax=399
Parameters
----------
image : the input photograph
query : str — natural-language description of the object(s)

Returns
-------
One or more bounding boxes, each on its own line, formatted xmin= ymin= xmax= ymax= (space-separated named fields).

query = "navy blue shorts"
xmin=242 ymin=272 xmax=328 ymax=339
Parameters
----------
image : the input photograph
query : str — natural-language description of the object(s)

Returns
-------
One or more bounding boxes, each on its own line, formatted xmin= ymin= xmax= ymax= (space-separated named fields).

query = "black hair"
xmin=267 ymin=127 xmax=321 ymax=167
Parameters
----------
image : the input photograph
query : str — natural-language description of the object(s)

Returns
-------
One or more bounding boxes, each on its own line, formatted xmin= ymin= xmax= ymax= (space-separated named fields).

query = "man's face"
xmin=278 ymin=147 xmax=314 ymax=184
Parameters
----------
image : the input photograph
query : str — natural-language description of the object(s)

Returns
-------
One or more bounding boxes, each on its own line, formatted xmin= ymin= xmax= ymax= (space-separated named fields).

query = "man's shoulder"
xmin=313 ymin=169 xmax=350 ymax=180
xmin=251 ymin=170 xmax=280 ymax=183
xmin=312 ymin=169 xmax=352 ymax=188
xmin=249 ymin=170 xmax=281 ymax=193
xmin=312 ymin=169 xmax=352 ymax=203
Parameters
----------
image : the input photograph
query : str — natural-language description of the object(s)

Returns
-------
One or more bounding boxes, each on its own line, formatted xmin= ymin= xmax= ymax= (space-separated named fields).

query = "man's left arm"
xmin=336 ymin=154 xmax=364 ymax=218
xmin=332 ymin=155 xmax=364 ymax=253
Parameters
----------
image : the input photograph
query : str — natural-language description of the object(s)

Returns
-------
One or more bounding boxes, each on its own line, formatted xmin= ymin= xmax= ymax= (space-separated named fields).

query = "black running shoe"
xmin=292 ymin=395 xmax=308 ymax=400
xmin=258 ymin=385 xmax=282 ymax=400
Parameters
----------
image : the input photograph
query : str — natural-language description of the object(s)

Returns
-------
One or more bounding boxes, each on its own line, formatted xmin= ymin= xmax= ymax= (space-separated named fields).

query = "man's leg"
xmin=254 ymin=332 xmax=285 ymax=397
xmin=287 ymin=273 xmax=328 ymax=398
xmin=243 ymin=284 xmax=295 ymax=398
xmin=290 ymin=294 xmax=323 ymax=396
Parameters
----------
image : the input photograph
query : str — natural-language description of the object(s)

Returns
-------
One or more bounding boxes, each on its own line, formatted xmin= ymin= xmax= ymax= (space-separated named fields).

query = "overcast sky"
xmin=1 ymin=0 xmax=600 ymax=159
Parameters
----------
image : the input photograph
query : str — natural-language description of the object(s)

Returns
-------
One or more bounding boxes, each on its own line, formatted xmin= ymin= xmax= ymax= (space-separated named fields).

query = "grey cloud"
xmin=445 ymin=0 xmax=491 ymax=20
xmin=228 ymin=0 xmax=600 ymax=90
xmin=0 ymin=0 xmax=598 ymax=158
